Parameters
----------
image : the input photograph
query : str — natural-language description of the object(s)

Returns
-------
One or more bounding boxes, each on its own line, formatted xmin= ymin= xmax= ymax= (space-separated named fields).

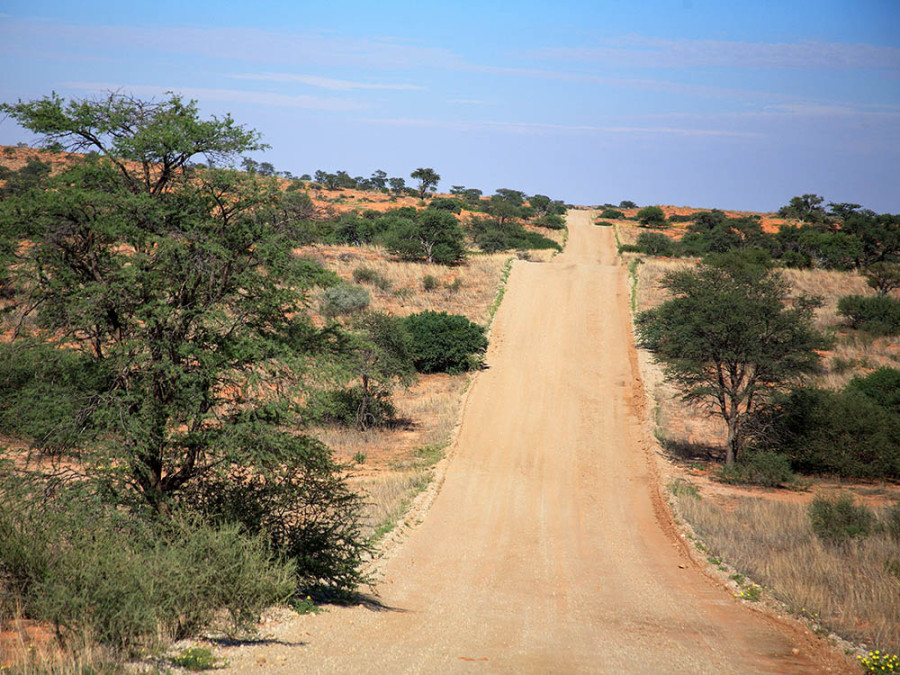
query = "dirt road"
xmin=224 ymin=211 xmax=850 ymax=673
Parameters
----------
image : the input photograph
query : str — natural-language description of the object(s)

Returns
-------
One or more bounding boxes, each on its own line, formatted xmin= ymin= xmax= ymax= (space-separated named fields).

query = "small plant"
xmin=353 ymin=266 xmax=378 ymax=284
xmin=858 ymin=650 xmax=899 ymax=673
xmin=669 ymin=477 xmax=700 ymax=499
xmin=291 ymin=595 xmax=324 ymax=615
xmin=447 ymin=278 xmax=462 ymax=293
xmin=730 ymin=573 xmax=745 ymax=585
xmin=808 ymin=493 xmax=876 ymax=544
xmin=422 ymin=274 xmax=438 ymax=291
xmin=734 ymin=583 xmax=762 ymax=602
xmin=171 ymin=646 xmax=221 ymax=671
xmin=353 ymin=451 xmax=367 ymax=465
xmin=415 ymin=444 xmax=444 ymax=466
xmin=594 ymin=220 xmax=613 ymax=227
xmin=352 ymin=266 xmax=392 ymax=291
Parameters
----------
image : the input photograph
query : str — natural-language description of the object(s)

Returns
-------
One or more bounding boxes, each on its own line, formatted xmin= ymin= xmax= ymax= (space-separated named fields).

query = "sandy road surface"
xmin=224 ymin=212 xmax=850 ymax=673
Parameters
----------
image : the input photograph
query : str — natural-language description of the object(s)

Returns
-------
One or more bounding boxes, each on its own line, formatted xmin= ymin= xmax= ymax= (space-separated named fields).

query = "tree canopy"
xmin=636 ymin=255 xmax=829 ymax=464
xmin=0 ymin=91 xmax=368 ymax=595
xmin=410 ymin=167 xmax=440 ymax=199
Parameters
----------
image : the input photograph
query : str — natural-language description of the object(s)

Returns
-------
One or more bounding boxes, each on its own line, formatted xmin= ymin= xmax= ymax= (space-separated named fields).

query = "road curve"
xmin=225 ymin=211 xmax=850 ymax=673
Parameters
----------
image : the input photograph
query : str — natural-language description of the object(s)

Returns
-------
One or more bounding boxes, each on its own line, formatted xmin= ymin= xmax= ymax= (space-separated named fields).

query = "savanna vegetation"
xmin=619 ymin=195 xmax=900 ymax=658
xmin=0 ymin=91 xmax=566 ymax=669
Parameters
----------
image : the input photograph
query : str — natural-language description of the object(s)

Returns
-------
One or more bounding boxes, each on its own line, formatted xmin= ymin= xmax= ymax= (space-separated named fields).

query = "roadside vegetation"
xmin=618 ymin=197 xmax=900 ymax=657
xmin=0 ymin=91 xmax=560 ymax=670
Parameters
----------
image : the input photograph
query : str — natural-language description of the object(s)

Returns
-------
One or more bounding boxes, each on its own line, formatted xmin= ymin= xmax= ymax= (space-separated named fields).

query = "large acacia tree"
xmin=0 ymin=92 xmax=367 ymax=593
xmin=636 ymin=255 xmax=829 ymax=465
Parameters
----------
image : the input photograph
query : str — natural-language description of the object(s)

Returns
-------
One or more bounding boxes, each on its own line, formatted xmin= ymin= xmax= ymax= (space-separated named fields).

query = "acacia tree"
xmin=346 ymin=311 xmax=416 ymax=430
xmin=636 ymin=256 xmax=829 ymax=465
xmin=410 ymin=167 xmax=440 ymax=199
xmin=383 ymin=209 xmax=466 ymax=264
xmin=0 ymin=92 xmax=367 ymax=592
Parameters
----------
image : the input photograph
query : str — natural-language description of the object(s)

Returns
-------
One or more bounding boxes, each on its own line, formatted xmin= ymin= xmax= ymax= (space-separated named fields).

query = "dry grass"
xmin=355 ymin=469 xmax=432 ymax=540
xmin=314 ymin=373 xmax=467 ymax=470
xmin=675 ymin=493 xmax=900 ymax=653
xmin=0 ymin=615 xmax=116 ymax=674
xmin=302 ymin=245 xmax=511 ymax=324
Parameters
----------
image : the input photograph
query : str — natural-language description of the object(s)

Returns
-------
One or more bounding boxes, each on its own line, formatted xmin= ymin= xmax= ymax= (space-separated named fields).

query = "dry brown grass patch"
xmin=675 ymin=493 xmax=900 ymax=654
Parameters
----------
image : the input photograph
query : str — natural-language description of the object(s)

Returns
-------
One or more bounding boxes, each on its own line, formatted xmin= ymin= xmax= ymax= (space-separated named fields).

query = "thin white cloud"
xmin=228 ymin=72 xmax=424 ymax=91
xmin=528 ymin=36 xmax=900 ymax=70
xmin=62 ymin=82 xmax=369 ymax=111
xmin=360 ymin=116 xmax=757 ymax=138
xmin=4 ymin=18 xmax=462 ymax=70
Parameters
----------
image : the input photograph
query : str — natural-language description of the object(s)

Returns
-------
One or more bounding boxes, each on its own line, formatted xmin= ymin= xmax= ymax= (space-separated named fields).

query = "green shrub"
xmin=309 ymin=386 xmax=398 ymax=429
xmin=352 ymin=266 xmax=378 ymax=284
xmin=808 ymin=493 xmax=876 ymax=543
xmin=0 ymin=486 xmax=295 ymax=651
xmin=598 ymin=208 xmax=625 ymax=220
xmin=636 ymin=231 xmax=681 ymax=257
xmin=422 ymin=274 xmax=438 ymax=291
xmin=758 ymin=387 xmax=900 ymax=479
xmin=427 ymin=197 xmax=463 ymax=213
xmin=594 ymin=220 xmax=613 ymax=227
xmin=847 ymin=367 xmax=900 ymax=412
xmin=667 ymin=213 xmax=695 ymax=223
xmin=837 ymin=295 xmax=900 ymax=335
xmin=535 ymin=213 xmax=565 ymax=229
xmin=184 ymin=434 xmax=370 ymax=598
xmin=402 ymin=311 xmax=488 ymax=374
xmin=636 ymin=205 xmax=666 ymax=227
xmin=718 ymin=450 xmax=795 ymax=487
xmin=320 ymin=283 xmax=371 ymax=318
xmin=469 ymin=217 xmax=561 ymax=253
xmin=0 ymin=341 xmax=111 ymax=452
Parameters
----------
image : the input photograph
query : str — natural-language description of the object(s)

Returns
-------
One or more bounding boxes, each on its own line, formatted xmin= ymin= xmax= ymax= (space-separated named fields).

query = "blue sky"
xmin=1 ymin=1 xmax=898 ymax=212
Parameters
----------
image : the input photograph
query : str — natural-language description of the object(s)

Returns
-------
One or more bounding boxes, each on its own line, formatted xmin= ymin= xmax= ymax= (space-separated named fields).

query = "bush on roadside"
xmin=469 ymin=217 xmax=561 ymax=254
xmin=535 ymin=213 xmax=566 ymax=229
xmin=636 ymin=231 xmax=682 ymax=257
xmin=0 ymin=483 xmax=295 ymax=652
xmin=402 ymin=311 xmax=488 ymax=374
xmin=718 ymin=450 xmax=795 ymax=487
xmin=808 ymin=493 xmax=876 ymax=544
xmin=598 ymin=208 xmax=625 ymax=220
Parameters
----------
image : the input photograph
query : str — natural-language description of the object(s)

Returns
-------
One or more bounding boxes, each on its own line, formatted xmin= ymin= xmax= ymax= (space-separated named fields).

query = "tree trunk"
xmin=724 ymin=410 xmax=739 ymax=466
